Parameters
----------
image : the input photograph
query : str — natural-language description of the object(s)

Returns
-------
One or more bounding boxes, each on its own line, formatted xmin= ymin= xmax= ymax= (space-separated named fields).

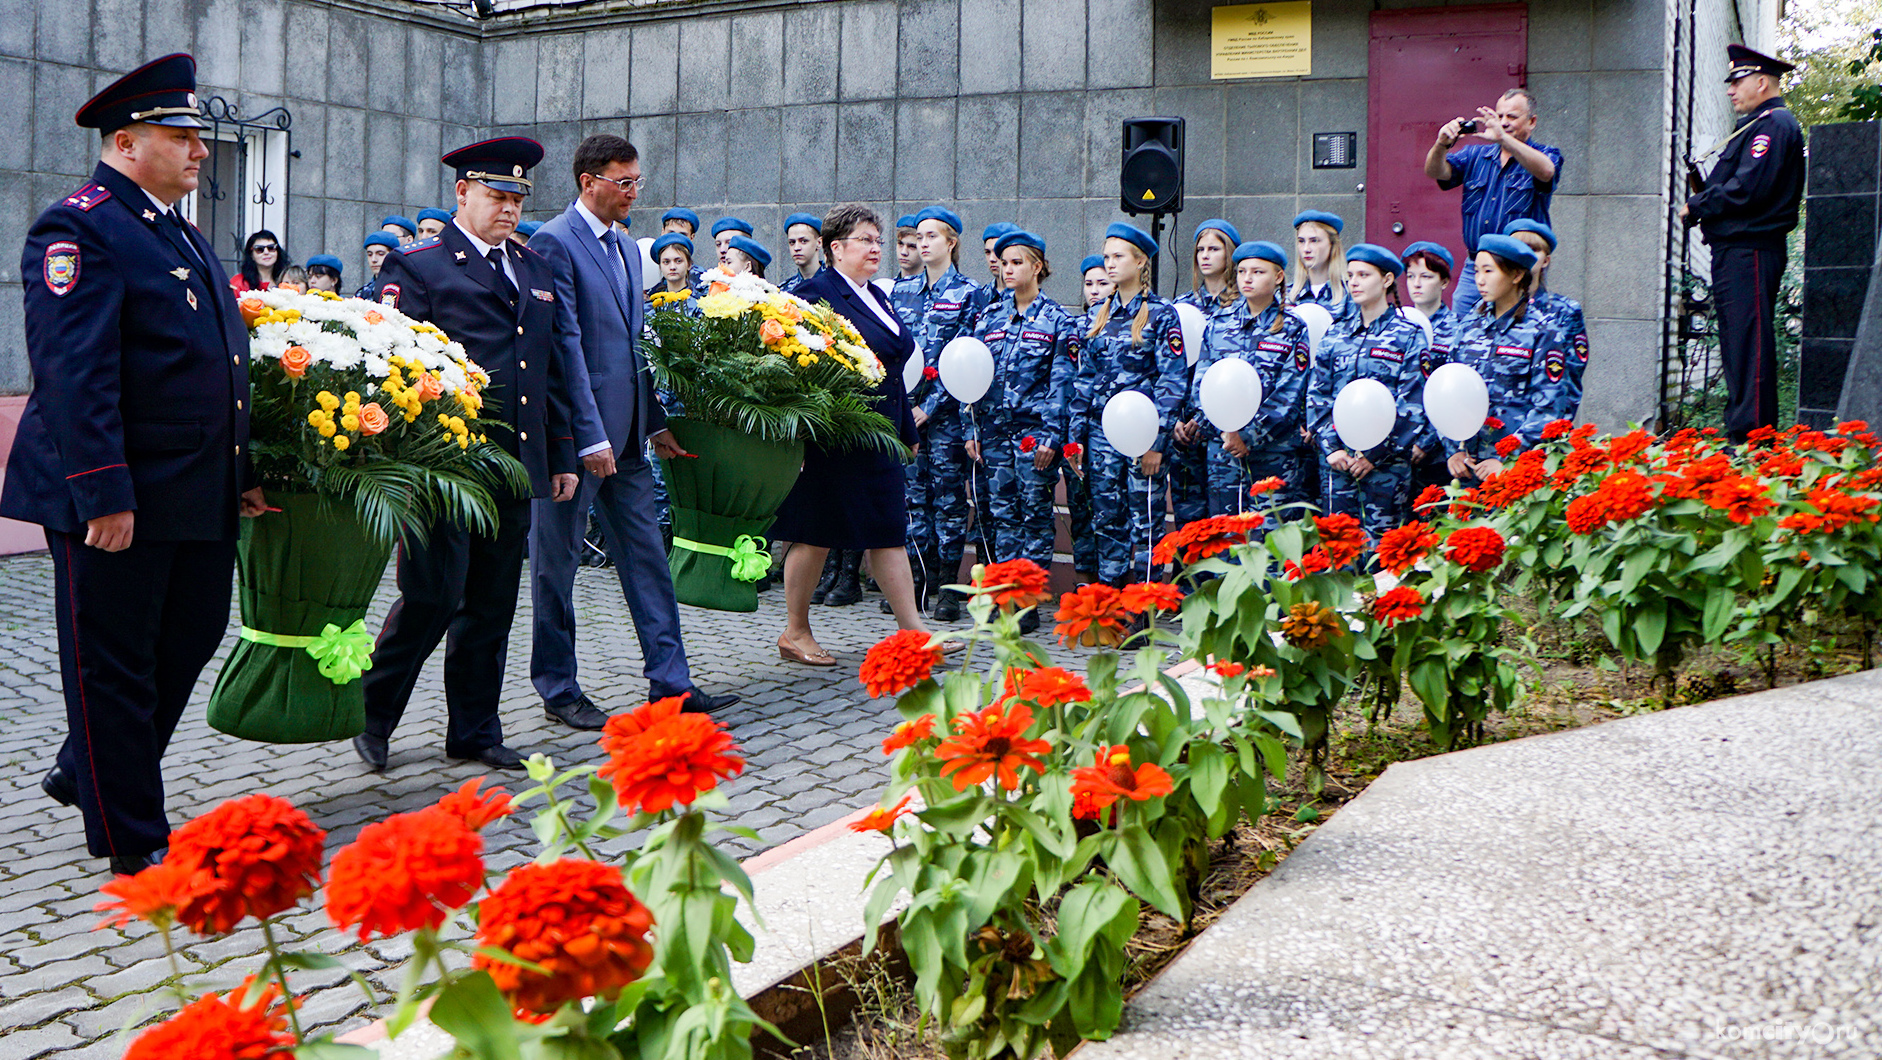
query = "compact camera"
xmin=1457 ymin=119 xmax=1480 ymax=134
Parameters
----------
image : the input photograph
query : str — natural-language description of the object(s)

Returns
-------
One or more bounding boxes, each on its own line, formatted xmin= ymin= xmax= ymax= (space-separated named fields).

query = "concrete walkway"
xmin=1082 ymin=669 xmax=1882 ymax=1059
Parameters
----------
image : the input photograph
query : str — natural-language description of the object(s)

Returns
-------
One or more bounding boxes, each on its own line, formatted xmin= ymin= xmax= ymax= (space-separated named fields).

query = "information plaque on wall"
xmin=1212 ymin=2 xmax=1313 ymax=79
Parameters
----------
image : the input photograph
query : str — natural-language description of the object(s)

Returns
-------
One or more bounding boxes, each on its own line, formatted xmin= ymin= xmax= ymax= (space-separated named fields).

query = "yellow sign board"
xmin=1212 ymin=2 xmax=1313 ymax=79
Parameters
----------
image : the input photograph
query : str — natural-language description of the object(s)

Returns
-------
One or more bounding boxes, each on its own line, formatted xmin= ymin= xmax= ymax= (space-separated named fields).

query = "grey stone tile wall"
xmin=1800 ymin=122 xmax=1880 ymax=428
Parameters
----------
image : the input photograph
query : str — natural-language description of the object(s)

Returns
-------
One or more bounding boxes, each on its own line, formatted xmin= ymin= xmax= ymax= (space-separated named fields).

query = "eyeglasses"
xmin=838 ymin=236 xmax=885 ymax=248
xmin=587 ymin=173 xmax=645 ymax=192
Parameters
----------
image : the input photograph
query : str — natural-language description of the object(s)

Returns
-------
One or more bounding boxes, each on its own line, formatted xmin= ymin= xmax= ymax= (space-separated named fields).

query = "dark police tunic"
xmin=2 ymin=162 xmax=252 ymax=858
xmin=1685 ymin=96 xmax=1804 ymax=439
xmin=361 ymin=222 xmax=575 ymax=756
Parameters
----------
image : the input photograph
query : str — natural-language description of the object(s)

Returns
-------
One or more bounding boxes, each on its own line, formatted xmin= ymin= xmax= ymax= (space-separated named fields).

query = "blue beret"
xmin=306 ymin=254 xmax=344 ymax=275
xmin=895 ymin=214 xmax=920 ymax=230
xmin=363 ymin=232 xmax=400 ymax=251
xmin=515 ymin=221 xmax=543 ymax=238
xmin=917 ymin=206 xmax=965 ymax=234
xmin=1402 ymin=241 xmax=1456 ymax=275
xmin=1476 ymin=234 xmax=1538 ymax=271
xmin=1292 ymin=210 xmax=1345 ymax=234
xmin=416 ymin=208 xmax=453 ymax=225
xmin=1232 ymin=241 xmax=1289 ymax=269
xmin=784 ymin=212 xmax=822 ymax=233
xmin=663 ymin=208 xmax=700 ymax=229
xmin=982 ymin=222 xmax=1019 ymax=243
xmin=76 ymin=53 xmax=207 ymax=133
xmin=711 ymin=217 xmax=753 ymax=237
xmin=728 ymin=234 xmax=772 ymax=269
xmin=1194 ymin=219 xmax=1242 ymax=247
xmin=442 ymin=136 xmax=543 ymax=195
xmin=994 ymin=229 xmax=1045 ymax=256
xmin=380 ymin=215 xmax=416 ymax=235
xmin=1080 ymin=254 xmax=1106 ymax=275
xmin=1104 ymin=222 xmax=1158 ymax=259
xmin=1345 ymin=243 xmax=1405 ymax=276
xmin=651 ymin=233 xmax=695 ymax=260
xmin=1502 ymin=219 xmax=1558 ymax=251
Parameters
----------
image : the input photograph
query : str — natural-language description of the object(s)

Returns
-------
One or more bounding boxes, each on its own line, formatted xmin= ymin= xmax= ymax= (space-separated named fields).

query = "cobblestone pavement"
xmin=0 ymin=550 xmax=1088 ymax=1057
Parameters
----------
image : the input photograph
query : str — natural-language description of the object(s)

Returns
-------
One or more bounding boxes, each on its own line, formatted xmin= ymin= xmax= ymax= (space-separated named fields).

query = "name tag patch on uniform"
xmin=985 ymin=330 xmax=1007 ymax=344
xmin=1750 ymin=134 xmax=1771 ymax=159
xmin=1368 ymin=346 xmax=1403 ymax=363
xmin=531 ymin=288 xmax=554 ymax=302
xmin=43 ymin=242 xmax=79 ymax=296
xmin=1494 ymin=344 xmax=1531 ymax=360
xmin=1257 ymin=340 xmax=1291 ymax=354
xmin=379 ymin=283 xmax=400 ymax=309
xmin=1022 ymin=330 xmax=1051 ymax=344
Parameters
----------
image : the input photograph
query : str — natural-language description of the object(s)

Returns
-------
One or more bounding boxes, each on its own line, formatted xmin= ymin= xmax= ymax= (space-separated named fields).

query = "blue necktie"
xmin=601 ymin=229 xmax=628 ymax=300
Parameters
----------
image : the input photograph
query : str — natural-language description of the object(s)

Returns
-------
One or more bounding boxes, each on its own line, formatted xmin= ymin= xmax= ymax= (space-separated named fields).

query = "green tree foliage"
xmin=1781 ymin=0 xmax=1882 ymax=127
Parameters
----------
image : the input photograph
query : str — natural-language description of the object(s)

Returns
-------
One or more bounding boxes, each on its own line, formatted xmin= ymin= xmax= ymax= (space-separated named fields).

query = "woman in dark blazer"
xmin=772 ymin=204 xmax=944 ymax=665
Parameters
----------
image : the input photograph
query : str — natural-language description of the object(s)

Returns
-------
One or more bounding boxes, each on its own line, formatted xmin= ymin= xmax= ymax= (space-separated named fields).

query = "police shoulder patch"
xmin=61 ymin=183 xmax=111 ymax=212
xmin=43 ymin=241 xmax=80 ymax=296
xmin=1573 ymin=333 xmax=1589 ymax=363
xmin=1545 ymin=348 xmax=1566 ymax=382
xmin=1750 ymin=134 xmax=1771 ymax=159
xmin=379 ymin=283 xmax=401 ymax=308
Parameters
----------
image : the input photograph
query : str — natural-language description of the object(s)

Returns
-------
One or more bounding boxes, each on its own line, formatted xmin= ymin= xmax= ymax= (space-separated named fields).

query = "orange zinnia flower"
xmin=934 ymin=703 xmax=1052 ymax=791
xmin=1312 ymin=513 xmax=1367 ymax=568
xmin=1209 ymin=660 xmax=1246 ymax=679
xmin=436 ymin=777 xmax=514 ymax=832
xmin=849 ymin=795 xmax=913 ymax=834
xmin=1371 ymin=585 xmax=1425 ymax=627
xmin=1248 ymin=476 xmax=1285 ymax=496
xmin=972 ymin=559 xmax=1052 ymax=609
xmin=1280 ymin=600 xmax=1342 ymax=650
xmin=1564 ymin=493 xmax=1609 ymax=534
xmin=1053 ymin=584 xmax=1128 ymax=646
xmin=326 ymin=807 xmax=484 ymax=941
xmin=1069 ymin=745 xmax=1174 ymax=815
xmin=1282 ymin=547 xmax=1332 ymax=581
xmin=1595 ymin=470 xmax=1658 ymax=521
xmin=278 ymin=345 xmax=311 ymax=378
xmin=1118 ymin=580 xmax=1182 ymax=615
xmin=1540 ymin=418 xmax=1574 ymax=441
xmin=1444 ymin=526 xmax=1507 ymax=573
xmin=1703 ymin=476 xmax=1773 ymax=525
xmin=1012 ymin=666 xmax=1092 ymax=709
xmin=1375 ymin=521 xmax=1438 ymax=575
xmin=123 ymin=978 xmax=294 ymax=1060
xmin=596 ymin=697 xmax=745 ymax=815
xmin=165 ymin=794 xmax=326 ymax=935
xmin=95 ymin=860 xmax=205 ymax=931
xmin=474 ymin=859 xmax=655 ymax=1014
xmin=882 ymin=714 xmax=936 ymax=755
xmin=1411 ymin=484 xmax=1448 ymax=513
xmin=859 ymin=629 xmax=944 ymax=698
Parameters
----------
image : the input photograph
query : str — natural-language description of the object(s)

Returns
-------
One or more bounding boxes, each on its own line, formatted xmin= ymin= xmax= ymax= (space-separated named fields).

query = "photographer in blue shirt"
xmin=1425 ymin=88 xmax=1563 ymax=318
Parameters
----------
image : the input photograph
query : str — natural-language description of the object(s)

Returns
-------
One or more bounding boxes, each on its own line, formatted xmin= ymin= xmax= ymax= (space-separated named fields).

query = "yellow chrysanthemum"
xmin=317 ymin=421 xmax=337 ymax=438
xmin=697 ymin=292 xmax=748 ymax=318
xmin=317 ymin=391 xmax=340 ymax=412
xmin=341 ymin=414 xmax=360 ymax=431
xmin=332 ymin=435 xmax=351 ymax=451
xmin=306 ymin=410 xmax=326 ymax=427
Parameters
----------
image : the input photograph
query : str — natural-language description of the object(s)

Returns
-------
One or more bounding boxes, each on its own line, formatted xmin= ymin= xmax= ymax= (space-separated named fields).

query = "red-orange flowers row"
xmin=473 ymin=858 xmax=656 ymax=1014
xmin=860 ymin=628 xmax=944 ymax=698
xmin=124 ymin=978 xmax=295 ymax=1060
xmin=936 ymin=702 xmax=1053 ymax=791
xmin=1069 ymin=745 xmax=1173 ymax=819
xmin=972 ymin=559 xmax=1053 ymax=610
xmin=597 ymin=696 xmax=745 ymax=815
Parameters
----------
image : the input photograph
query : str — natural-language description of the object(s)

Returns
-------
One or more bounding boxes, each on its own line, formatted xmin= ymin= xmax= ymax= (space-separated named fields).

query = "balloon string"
xmin=1145 ymin=469 xmax=1154 ymax=584
xmin=970 ymin=405 xmax=992 ymax=568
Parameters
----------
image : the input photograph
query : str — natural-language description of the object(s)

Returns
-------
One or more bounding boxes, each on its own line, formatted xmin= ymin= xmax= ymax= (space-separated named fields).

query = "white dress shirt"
xmin=453 ymin=218 xmax=517 ymax=287
xmin=838 ymin=269 xmax=902 ymax=334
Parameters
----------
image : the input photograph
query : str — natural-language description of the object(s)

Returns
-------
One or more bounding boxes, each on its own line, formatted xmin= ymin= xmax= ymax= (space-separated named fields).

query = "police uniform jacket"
xmin=892 ymin=265 xmax=984 ymax=422
xmin=1687 ymin=97 xmax=1804 ymax=251
xmin=965 ymin=289 xmax=1081 ymax=448
xmin=1 ymin=163 xmax=251 ymax=540
xmin=1190 ymin=299 xmax=1311 ymax=454
xmin=1443 ymin=302 xmax=1575 ymax=458
xmin=371 ymin=223 xmax=574 ymax=497
xmin=1306 ymin=305 xmax=1432 ymax=465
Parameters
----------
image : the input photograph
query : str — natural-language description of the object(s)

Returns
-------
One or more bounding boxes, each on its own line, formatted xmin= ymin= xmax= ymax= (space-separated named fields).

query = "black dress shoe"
xmin=42 ymin=766 xmax=77 ymax=807
xmin=545 ymin=694 xmax=609 ymax=731
xmin=449 ymin=744 xmax=528 ymax=771
xmin=107 ymin=849 xmax=163 ymax=876
xmin=671 ymin=687 xmax=741 ymax=714
xmin=353 ymin=733 xmax=388 ymax=773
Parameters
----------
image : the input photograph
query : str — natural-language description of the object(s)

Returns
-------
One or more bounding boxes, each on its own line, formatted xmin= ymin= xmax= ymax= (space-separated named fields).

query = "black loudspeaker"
xmin=1120 ymin=117 xmax=1185 ymax=215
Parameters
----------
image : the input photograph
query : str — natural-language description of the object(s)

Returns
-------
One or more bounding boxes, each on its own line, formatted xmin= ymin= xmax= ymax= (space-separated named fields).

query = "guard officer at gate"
xmin=1681 ymin=44 xmax=1804 ymax=443
xmin=4 ymin=54 xmax=267 ymax=874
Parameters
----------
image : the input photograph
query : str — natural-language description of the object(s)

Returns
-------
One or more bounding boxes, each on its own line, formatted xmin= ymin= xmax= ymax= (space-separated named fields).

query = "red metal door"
xmin=1367 ymin=5 xmax=1529 ymax=267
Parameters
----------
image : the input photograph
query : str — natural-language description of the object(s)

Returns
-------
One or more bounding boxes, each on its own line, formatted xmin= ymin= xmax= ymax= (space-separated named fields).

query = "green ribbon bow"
xmin=239 ymin=618 xmax=376 ymax=685
xmin=671 ymin=534 xmax=772 ymax=582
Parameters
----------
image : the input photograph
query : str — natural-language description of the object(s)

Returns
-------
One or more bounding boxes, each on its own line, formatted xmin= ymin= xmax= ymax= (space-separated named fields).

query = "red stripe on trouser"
xmin=1751 ymin=255 xmax=1766 ymax=422
xmin=63 ymin=538 xmax=116 ymax=855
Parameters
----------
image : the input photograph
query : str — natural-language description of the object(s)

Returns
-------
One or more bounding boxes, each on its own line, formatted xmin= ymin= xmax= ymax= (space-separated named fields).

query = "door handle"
xmin=1392 ymin=222 xmax=1405 ymax=235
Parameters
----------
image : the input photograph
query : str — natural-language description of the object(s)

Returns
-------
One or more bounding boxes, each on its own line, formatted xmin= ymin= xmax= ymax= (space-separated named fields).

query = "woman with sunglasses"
xmin=229 ymin=229 xmax=290 ymax=293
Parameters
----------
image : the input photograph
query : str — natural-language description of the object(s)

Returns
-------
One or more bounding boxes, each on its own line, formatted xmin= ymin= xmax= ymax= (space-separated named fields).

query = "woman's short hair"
xmin=821 ymin=204 xmax=882 ymax=261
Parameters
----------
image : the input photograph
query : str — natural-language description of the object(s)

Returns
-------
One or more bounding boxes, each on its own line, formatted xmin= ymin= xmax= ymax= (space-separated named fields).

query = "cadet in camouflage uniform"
xmin=1068 ymin=224 xmax=1188 ymax=586
xmin=1171 ymin=219 xmax=1241 ymax=528
xmin=1502 ymin=220 xmax=1590 ymax=417
xmin=1178 ymin=241 xmax=1312 ymax=518
xmin=1442 ymin=235 xmax=1577 ymax=481
xmin=1401 ymin=240 xmax=1461 ymax=496
xmin=1064 ymin=255 xmax=1111 ymax=576
xmin=893 ymin=206 xmax=986 ymax=619
xmin=1305 ymin=244 xmax=1433 ymax=543
xmin=964 ymin=231 xmax=1079 ymax=589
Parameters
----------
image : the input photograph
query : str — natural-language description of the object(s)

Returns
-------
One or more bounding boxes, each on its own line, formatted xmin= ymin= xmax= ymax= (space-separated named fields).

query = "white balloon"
xmin=1198 ymin=358 xmax=1265 ymax=433
xmin=902 ymin=351 xmax=924 ymax=395
xmin=1289 ymin=303 xmax=1334 ymax=355
xmin=1101 ymin=390 xmax=1160 ymax=459
xmin=636 ymin=237 xmax=656 ymax=283
xmin=1399 ymin=305 xmax=1433 ymax=346
xmin=1333 ymin=378 xmax=1397 ymax=452
xmin=938 ymin=336 xmax=994 ymax=405
xmin=1423 ymin=362 xmax=1492 ymax=442
xmin=1174 ymin=303 xmax=1208 ymax=367
xmin=873 ymin=277 xmax=896 ymax=298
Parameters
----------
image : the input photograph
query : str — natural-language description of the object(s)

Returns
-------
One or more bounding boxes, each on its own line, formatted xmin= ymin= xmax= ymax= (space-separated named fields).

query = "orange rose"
xmin=357 ymin=402 xmax=390 ymax=436
xmin=415 ymin=374 xmax=444 ymax=401
xmin=708 ymin=281 xmax=730 ymax=295
xmin=362 ymin=309 xmax=385 ymax=325
xmin=238 ymin=297 xmax=268 ymax=327
xmin=759 ymin=318 xmax=788 ymax=345
xmin=776 ymin=301 xmax=803 ymax=324
xmin=278 ymin=346 xmax=311 ymax=378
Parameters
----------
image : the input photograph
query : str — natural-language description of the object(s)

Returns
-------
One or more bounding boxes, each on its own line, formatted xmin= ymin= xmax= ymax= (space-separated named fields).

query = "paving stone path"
xmin=0 ymin=550 xmax=1050 ymax=1058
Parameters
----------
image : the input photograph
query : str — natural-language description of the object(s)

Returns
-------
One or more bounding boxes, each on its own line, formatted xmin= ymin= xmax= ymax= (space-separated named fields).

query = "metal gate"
xmin=192 ymin=96 xmax=293 ymax=274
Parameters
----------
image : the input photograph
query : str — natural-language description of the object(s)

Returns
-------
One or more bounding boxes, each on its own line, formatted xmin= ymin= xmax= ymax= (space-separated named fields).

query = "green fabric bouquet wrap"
xmin=661 ymin=418 xmax=804 ymax=613
xmin=207 ymin=493 xmax=394 ymax=743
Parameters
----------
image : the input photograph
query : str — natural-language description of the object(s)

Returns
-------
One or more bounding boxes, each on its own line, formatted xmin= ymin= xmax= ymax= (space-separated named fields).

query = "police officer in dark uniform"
xmin=353 ymin=137 xmax=577 ymax=773
xmin=3 ymin=54 xmax=265 ymax=874
xmin=1682 ymin=44 xmax=1804 ymax=442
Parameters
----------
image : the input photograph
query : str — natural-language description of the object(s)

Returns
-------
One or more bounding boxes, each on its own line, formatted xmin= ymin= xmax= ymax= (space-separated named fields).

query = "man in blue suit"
xmin=3 ymin=54 xmax=266 ymax=874
xmin=527 ymin=134 xmax=739 ymax=726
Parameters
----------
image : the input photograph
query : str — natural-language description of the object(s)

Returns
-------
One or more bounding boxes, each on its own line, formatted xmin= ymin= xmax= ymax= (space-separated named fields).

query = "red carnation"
xmin=1061 ymin=441 xmax=1083 ymax=458
xmin=922 ymin=365 xmax=939 ymax=380
xmin=1482 ymin=416 xmax=1505 ymax=431
xmin=1019 ymin=435 xmax=1038 ymax=452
